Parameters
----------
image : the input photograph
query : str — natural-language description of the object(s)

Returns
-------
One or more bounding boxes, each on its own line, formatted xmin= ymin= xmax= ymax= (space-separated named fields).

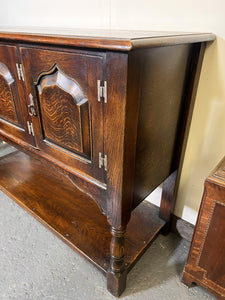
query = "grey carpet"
xmin=0 ymin=190 xmax=216 ymax=300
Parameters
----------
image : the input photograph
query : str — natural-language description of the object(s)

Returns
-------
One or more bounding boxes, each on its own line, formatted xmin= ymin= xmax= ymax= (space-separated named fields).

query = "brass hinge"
xmin=27 ymin=121 xmax=34 ymax=136
xmin=99 ymin=152 xmax=107 ymax=171
xmin=16 ymin=63 xmax=25 ymax=81
xmin=97 ymin=80 xmax=107 ymax=103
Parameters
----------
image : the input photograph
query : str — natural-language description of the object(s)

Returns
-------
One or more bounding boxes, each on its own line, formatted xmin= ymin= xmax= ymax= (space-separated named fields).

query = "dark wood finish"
xmin=182 ymin=156 xmax=225 ymax=299
xmin=0 ymin=29 xmax=215 ymax=296
xmin=159 ymin=171 xmax=178 ymax=234
xmin=133 ymin=44 xmax=191 ymax=208
xmin=104 ymin=51 xmax=143 ymax=294
xmin=159 ymin=43 xmax=206 ymax=230
xmin=20 ymin=47 xmax=105 ymax=184
xmin=0 ymin=150 xmax=165 ymax=274
xmin=36 ymin=65 xmax=91 ymax=157
xmin=0 ymin=28 xmax=215 ymax=51
xmin=0 ymin=134 xmax=108 ymax=214
xmin=107 ymin=226 xmax=127 ymax=296
xmin=0 ymin=62 xmax=19 ymax=123
xmin=0 ymin=44 xmax=34 ymax=146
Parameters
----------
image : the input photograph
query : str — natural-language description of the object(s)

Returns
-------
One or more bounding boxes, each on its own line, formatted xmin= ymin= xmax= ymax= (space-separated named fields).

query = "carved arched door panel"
xmin=0 ymin=62 xmax=20 ymax=124
xmin=36 ymin=65 xmax=91 ymax=159
xmin=0 ymin=45 xmax=34 ymax=145
xmin=20 ymin=47 xmax=105 ymax=184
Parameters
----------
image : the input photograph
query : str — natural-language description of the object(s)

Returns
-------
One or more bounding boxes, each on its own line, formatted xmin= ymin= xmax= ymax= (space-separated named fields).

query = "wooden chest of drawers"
xmin=182 ymin=157 xmax=225 ymax=299
xmin=0 ymin=29 xmax=215 ymax=296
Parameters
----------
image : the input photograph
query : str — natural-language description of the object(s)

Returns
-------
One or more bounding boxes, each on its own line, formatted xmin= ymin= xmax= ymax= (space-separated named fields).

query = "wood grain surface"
xmin=20 ymin=46 xmax=105 ymax=183
xmin=0 ymin=67 xmax=18 ymax=123
xmin=182 ymin=156 xmax=225 ymax=300
xmin=0 ymin=44 xmax=34 ymax=145
xmin=37 ymin=67 xmax=90 ymax=157
xmin=0 ymin=29 xmax=216 ymax=51
xmin=0 ymin=30 xmax=215 ymax=296
xmin=0 ymin=150 xmax=165 ymax=275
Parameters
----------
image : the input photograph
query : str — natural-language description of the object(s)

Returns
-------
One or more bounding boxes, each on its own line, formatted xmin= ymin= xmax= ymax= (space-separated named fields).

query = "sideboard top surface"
xmin=0 ymin=27 xmax=216 ymax=51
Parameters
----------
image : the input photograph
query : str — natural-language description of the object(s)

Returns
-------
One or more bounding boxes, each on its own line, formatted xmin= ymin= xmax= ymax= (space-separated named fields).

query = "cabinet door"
xmin=20 ymin=47 xmax=105 ymax=184
xmin=0 ymin=44 xmax=34 ymax=145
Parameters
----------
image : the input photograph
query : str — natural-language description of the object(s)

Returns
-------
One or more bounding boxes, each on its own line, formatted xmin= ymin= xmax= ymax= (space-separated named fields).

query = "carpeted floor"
xmin=0 ymin=189 xmax=216 ymax=300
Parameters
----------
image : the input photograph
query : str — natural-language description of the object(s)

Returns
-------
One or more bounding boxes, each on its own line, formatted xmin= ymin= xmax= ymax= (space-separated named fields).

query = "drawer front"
xmin=20 ymin=47 xmax=105 ymax=184
xmin=0 ymin=44 xmax=34 ymax=145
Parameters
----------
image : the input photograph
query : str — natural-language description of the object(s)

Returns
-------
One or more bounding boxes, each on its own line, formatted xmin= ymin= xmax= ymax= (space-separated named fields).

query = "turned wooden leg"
xmin=159 ymin=170 xmax=178 ymax=234
xmin=107 ymin=226 xmax=127 ymax=297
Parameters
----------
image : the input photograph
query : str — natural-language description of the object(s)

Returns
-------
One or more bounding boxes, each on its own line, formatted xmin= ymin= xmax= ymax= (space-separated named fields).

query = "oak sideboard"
xmin=0 ymin=29 xmax=215 ymax=296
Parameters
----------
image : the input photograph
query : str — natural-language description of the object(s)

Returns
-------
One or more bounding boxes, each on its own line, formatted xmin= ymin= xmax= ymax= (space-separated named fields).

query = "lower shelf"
xmin=0 ymin=149 xmax=165 ymax=274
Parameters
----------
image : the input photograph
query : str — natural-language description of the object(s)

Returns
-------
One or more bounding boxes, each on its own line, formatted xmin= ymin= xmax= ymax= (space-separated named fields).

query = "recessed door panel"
xmin=0 ymin=62 xmax=19 ymax=124
xmin=20 ymin=47 xmax=105 ymax=183
xmin=36 ymin=65 xmax=91 ymax=158
xmin=0 ymin=44 xmax=34 ymax=145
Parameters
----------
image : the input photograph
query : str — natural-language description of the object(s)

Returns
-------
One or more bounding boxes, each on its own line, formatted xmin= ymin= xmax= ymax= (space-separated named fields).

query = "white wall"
xmin=1 ymin=0 xmax=225 ymax=224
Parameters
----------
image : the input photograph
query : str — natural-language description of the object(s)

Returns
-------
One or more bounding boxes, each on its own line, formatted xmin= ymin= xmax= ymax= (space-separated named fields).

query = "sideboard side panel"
xmin=133 ymin=44 xmax=194 ymax=207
